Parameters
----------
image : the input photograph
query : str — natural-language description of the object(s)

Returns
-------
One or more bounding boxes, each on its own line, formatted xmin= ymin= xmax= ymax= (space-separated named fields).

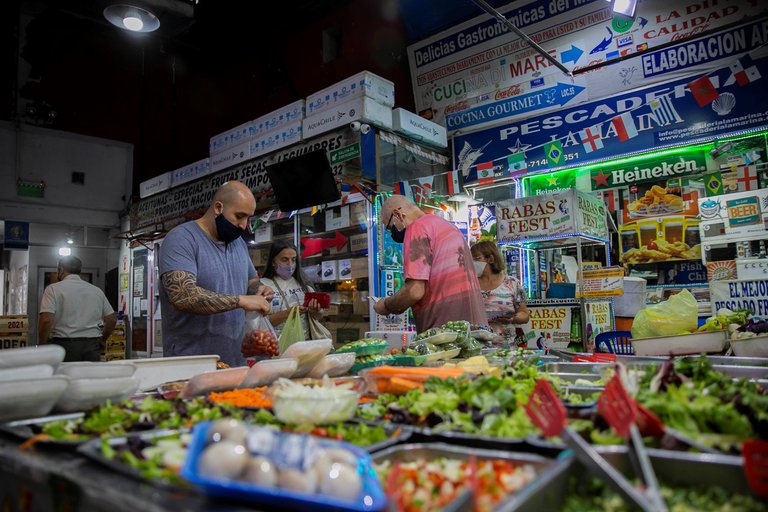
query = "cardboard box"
xmin=306 ymin=71 xmax=395 ymax=116
xmin=0 ymin=336 xmax=28 ymax=350
xmin=139 ymin=172 xmax=171 ymax=198
xmin=392 ymin=108 xmax=447 ymax=148
xmin=253 ymin=100 xmax=305 ymax=137
xmin=211 ymin=140 xmax=254 ymax=173
xmin=171 ymin=157 xmax=211 ymax=187
xmin=209 ymin=120 xmax=256 ymax=155
xmin=302 ymin=96 xmax=393 ymax=138
xmin=250 ymin=119 xmax=303 ymax=157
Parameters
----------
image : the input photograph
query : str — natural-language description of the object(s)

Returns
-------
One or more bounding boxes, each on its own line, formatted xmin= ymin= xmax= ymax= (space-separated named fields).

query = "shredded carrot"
xmin=209 ymin=387 xmax=271 ymax=408
xmin=358 ymin=395 xmax=378 ymax=404
xmin=19 ymin=433 xmax=49 ymax=450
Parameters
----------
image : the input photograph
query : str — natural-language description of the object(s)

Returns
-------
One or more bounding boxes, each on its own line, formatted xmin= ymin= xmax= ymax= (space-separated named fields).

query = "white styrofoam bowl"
xmin=0 ymin=364 xmax=54 ymax=382
xmin=57 ymin=362 xmax=136 ymax=379
xmin=731 ymin=335 xmax=768 ymax=357
xmin=0 ymin=345 xmax=65 ymax=370
xmin=109 ymin=355 xmax=219 ymax=391
xmin=55 ymin=376 xmax=140 ymax=413
xmin=0 ymin=376 xmax=70 ymax=422
xmin=632 ymin=331 xmax=728 ymax=356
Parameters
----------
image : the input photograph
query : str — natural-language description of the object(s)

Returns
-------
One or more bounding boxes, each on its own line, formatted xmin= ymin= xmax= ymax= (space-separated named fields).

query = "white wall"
xmin=0 ymin=121 xmax=132 ymax=227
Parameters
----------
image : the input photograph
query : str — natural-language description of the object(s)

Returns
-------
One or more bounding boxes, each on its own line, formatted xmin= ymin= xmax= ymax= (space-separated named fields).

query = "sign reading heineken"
xmin=526 ymin=170 xmax=576 ymax=196
xmin=590 ymin=153 xmax=706 ymax=190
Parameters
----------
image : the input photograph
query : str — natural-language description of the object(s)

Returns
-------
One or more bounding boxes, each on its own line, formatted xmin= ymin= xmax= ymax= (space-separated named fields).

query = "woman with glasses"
xmin=470 ymin=241 xmax=530 ymax=342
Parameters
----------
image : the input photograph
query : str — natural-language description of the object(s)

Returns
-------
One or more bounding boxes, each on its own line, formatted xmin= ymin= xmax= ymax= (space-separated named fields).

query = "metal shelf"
xmin=500 ymin=233 xmax=609 ymax=250
xmin=646 ymin=283 xmax=709 ymax=289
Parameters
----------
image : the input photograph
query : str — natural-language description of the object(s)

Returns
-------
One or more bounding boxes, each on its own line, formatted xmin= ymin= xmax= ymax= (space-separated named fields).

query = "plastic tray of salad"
xmin=371 ymin=442 xmax=562 ymax=512
xmin=78 ymin=428 xmax=192 ymax=490
xmin=512 ymin=446 xmax=764 ymax=511
xmin=180 ymin=421 xmax=388 ymax=512
xmin=334 ymin=338 xmax=389 ymax=356
xmin=412 ymin=328 xmax=459 ymax=346
xmin=0 ymin=412 xmax=87 ymax=447
xmin=423 ymin=347 xmax=461 ymax=362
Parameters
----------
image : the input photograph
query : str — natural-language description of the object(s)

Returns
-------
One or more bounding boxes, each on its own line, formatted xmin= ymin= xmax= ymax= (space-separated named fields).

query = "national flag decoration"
xmin=705 ymin=172 xmax=724 ymax=196
xmin=598 ymin=189 xmax=621 ymax=212
xmin=736 ymin=165 xmax=759 ymax=191
xmin=393 ymin=181 xmax=409 ymax=197
xmin=412 ymin=176 xmax=434 ymax=204
xmin=727 ymin=55 xmax=762 ymax=86
xmin=745 ymin=149 xmax=763 ymax=165
xmin=579 ymin=126 xmax=604 ymax=154
xmin=310 ymin=205 xmax=319 ymax=216
xmin=446 ymin=170 xmax=461 ymax=196
xmin=507 ymin=153 xmax=528 ymax=176
xmin=687 ymin=75 xmax=719 ymax=107
xmin=544 ymin=140 xmax=564 ymax=167
xmin=340 ymin=183 xmax=351 ymax=206
xmin=476 ymin=161 xmax=495 ymax=186
xmin=611 ymin=112 xmax=639 ymax=142
xmin=649 ymin=94 xmax=682 ymax=126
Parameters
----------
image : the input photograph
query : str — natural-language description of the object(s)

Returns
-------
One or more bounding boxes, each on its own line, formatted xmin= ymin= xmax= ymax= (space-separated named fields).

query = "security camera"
xmin=360 ymin=123 xmax=371 ymax=135
xmin=350 ymin=121 xmax=361 ymax=131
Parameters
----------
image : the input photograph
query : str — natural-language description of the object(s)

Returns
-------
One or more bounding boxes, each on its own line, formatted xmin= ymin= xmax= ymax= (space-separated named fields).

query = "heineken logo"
xmin=590 ymin=154 xmax=705 ymax=190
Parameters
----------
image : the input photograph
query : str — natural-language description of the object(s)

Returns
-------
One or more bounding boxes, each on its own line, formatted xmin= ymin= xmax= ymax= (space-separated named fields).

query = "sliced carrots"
xmin=19 ymin=433 xmax=49 ymax=450
xmin=367 ymin=365 xmax=466 ymax=395
xmin=209 ymin=387 xmax=271 ymax=408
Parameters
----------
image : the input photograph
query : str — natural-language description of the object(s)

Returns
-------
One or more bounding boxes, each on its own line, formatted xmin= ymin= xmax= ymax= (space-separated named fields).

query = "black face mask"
xmin=389 ymin=221 xmax=406 ymax=244
xmin=215 ymin=213 xmax=245 ymax=244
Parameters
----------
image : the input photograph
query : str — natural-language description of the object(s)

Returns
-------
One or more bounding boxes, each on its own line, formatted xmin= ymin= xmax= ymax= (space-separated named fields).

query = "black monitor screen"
xmin=266 ymin=150 xmax=340 ymax=212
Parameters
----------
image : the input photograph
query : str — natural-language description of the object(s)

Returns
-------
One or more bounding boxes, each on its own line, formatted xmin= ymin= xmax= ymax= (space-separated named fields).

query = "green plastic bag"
xmin=279 ymin=306 xmax=305 ymax=353
xmin=631 ymin=289 xmax=698 ymax=339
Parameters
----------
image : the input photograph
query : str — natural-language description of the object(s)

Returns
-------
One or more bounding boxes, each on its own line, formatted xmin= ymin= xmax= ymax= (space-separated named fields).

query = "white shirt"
xmin=261 ymin=276 xmax=314 ymax=337
xmin=40 ymin=275 xmax=114 ymax=338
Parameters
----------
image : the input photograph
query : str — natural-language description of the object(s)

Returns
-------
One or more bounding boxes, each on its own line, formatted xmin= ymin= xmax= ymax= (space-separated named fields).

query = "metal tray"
xmin=78 ymin=428 xmax=192 ymax=491
xmin=560 ymin=386 xmax=602 ymax=408
xmin=372 ymin=442 xmax=563 ymax=512
xmin=548 ymin=372 xmax=603 ymax=385
xmin=711 ymin=364 xmax=768 ymax=380
xmin=510 ymin=446 xmax=757 ymax=511
xmin=632 ymin=330 xmax=728 ymax=356
xmin=697 ymin=355 xmax=768 ymax=366
xmin=407 ymin=427 xmax=531 ymax=452
xmin=0 ymin=412 xmax=86 ymax=447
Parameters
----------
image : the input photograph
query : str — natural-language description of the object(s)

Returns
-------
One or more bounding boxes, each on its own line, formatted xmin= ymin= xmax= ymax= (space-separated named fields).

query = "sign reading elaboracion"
xmin=590 ymin=153 xmax=707 ymax=190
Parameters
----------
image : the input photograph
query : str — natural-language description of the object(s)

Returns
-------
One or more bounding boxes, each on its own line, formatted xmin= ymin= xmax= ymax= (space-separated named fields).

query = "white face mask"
xmin=473 ymin=260 xmax=487 ymax=276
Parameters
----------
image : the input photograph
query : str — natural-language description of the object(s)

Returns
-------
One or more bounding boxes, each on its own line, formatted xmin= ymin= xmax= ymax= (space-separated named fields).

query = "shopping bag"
xmin=241 ymin=312 xmax=279 ymax=357
xmin=306 ymin=312 xmax=332 ymax=340
xmin=279 ymin=306 xmax=305 ymax=353
xmin=631 ymin=289 xmax=698 ymax=339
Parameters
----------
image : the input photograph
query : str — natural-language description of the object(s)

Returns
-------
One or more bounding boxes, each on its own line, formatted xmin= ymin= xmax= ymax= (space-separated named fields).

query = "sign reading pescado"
xmin=590 ymin=154 xmax=706 ymax=190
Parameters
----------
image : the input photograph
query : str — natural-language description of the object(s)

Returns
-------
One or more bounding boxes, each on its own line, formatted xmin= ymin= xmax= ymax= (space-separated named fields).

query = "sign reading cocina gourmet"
xmin=590 ymin=154 xmax=706 ymax=190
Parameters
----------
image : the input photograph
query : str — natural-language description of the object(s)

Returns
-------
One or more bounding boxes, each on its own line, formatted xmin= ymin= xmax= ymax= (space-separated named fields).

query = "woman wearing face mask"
xmin=260 ymin=240 xmax=323 ymax=338
xmin=470 ymin=241 xmax=530 ymax=341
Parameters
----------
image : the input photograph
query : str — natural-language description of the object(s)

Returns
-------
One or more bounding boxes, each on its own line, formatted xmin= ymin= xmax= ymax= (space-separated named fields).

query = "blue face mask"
xmin=215 ymin=213 xmax=245 ymax=244
xmin=275 ymin=264 xmax=295 ymax=280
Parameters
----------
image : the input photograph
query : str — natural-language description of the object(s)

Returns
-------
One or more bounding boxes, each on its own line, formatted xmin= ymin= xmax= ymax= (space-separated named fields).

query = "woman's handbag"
xmin=306 ymin=312 xmax=332 ymax=340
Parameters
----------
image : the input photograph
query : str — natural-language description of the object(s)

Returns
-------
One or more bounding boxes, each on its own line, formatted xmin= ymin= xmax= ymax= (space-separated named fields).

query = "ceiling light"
xmin=611 ymin=0 xmax=637 ymax=18
xmin=66 ymin=237 xmax=74 ymax=244
xmin=103 ymin=4 xmax=160 ymax=33
xmin=58 ymin=247 xmax=71 ymax=256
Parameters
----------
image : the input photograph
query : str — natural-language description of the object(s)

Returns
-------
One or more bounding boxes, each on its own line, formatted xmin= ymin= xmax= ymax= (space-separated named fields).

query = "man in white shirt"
xmin=38 ymin=256 xmax=116 ymax=361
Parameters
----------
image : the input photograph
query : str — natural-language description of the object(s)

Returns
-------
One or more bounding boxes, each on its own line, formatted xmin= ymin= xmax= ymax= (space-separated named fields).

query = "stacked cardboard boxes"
xmin=303 ymin=71 xmax=395 ymax=138
xmin=102 ymin=318 xmax=127 ymax=361
xmin=0 ymin=316 xmax=28 ymax=349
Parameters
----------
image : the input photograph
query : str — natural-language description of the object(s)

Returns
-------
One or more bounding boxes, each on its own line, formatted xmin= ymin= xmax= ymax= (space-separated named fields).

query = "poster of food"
xmin=619 ymin=215 xmax=701 ymax=265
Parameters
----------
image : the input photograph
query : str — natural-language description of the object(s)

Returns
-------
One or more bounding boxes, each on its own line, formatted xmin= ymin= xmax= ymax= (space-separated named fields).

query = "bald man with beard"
xmin=374 ymin=194 xmax=487 ymax=331
xmin=158 ymin=180 xmax=273 ymax=366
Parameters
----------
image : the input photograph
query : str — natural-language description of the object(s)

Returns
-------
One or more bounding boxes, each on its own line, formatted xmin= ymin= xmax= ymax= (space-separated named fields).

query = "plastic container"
xmin=279 ymin=339 xmax=333 ymax=378
xmin=334 ymin=342 xmax=389 ymax=356
xmin=0 ymin=345 xmax=65 ymax=370
xmin=239 ymin=358 xmax=298 ymax=388
xmin=180 ymin=421 xmax=387 ymax=512
xmin=307 ymin=353 xmax=356 ymax=379
xmin=57 ymin=362 xmax=136 ymax=379
xmin=0 ymin=376 xmax=70 ymax=422
xmin=0 ymin=364 xmax=54 ymax=382
xmin=268 ymin=382 xmax=359 ymax=425
xmin=110 ymin=355 xmax=219 ymax=391
xmin=632 ymin=331 xmax=728 ymax=356
xmin=424 ymin=348 xmax=461 ymax=362
xmin=55 ymin=376 xmax=140 ymax=413
xmin=730 ymin=335 xmax=768 ymax=357
xmin=414 ymin=332 xmax=459 ymax=346
xmin=180 ymin=367 xmax=250 ymax=398
xmin=349 ymin=358 xmax=393 ymax=375
xmin=595 ymin=331 xmax=634 ymax=355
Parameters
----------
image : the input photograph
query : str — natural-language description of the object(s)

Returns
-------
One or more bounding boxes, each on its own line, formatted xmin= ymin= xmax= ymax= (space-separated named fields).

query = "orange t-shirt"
xmin=403 ymin=214 xmax=488 ymax=331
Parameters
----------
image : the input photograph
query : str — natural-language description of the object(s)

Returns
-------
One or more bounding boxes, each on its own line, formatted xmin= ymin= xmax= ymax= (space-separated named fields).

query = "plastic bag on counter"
xmin=279 ymin=306 xmax=305 ymax=353
xmin=280 ymin=339 xmax=334 ymax=378
xmin=241 ymin=313 xmax=279 ymax=357
xmin=631 ymin=289 xmax=698 ymax=339
xmin=239 ymin=358 xmax=298 ymax=388
xmin=307 ymin=353 xmax=356 ymax=379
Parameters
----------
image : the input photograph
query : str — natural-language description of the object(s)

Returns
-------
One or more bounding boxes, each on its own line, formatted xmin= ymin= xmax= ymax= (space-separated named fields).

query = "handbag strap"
xmin=271 ymin=278 xmax=305 ymax=309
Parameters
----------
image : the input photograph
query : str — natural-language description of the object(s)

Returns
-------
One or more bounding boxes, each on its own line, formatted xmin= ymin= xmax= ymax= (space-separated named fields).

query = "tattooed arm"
xmin=162 ymin=270 xmax=270 ymax=314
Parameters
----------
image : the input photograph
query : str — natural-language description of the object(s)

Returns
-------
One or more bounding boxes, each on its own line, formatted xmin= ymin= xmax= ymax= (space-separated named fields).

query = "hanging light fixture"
xmin=103 ymin=4 xmax=161 ymax=33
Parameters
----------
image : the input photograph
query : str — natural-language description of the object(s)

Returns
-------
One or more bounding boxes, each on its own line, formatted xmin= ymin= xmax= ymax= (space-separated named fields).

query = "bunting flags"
xmin=687 ymin=75 xmax=720 ymax=107
xmin=611 ymin=112 xmax=638 ymax=142
xmin=578 ymin=126 xmax=603 ymax=154
xmin=543 ymin=140 xmax=564 ymax=167
xmin=726 ymin=55 xmax=761 ymax=86
xmin=705 ymin=172 xmax=724 ymax=197
xmin=736 ymin=165 xmax=758 ymax=191
xmin=477 ymin=162 xmax=495 ymax=185
xmin=649 ymin=94 xmax=682 ymax=126
xmin=598 ymin=189 xmax=620 ymax=212
xmin=412 ymin=176 xmax=434 ymax=204
xmin=393 ymin=181 xmax=408 ymax=196
xmin=446 ymin=170 xmax=461 ymax=196
xmin=507 ymin=153 xmax=527 ymax=176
